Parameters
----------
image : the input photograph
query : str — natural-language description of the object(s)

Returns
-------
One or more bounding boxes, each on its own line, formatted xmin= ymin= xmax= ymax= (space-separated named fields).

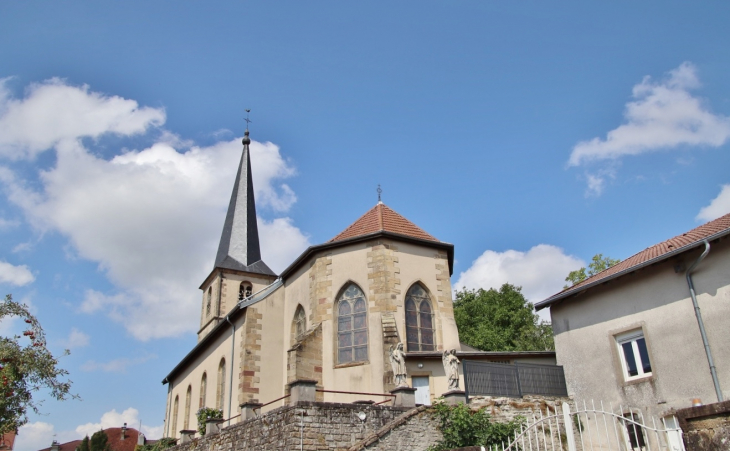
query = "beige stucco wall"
xmin=166 ymin=312 xmax=245 ymax=438
xmin=550 ymin=239 xmax=730 ymax=418
xmin=280 ymin=237 xmax=460 ymax=403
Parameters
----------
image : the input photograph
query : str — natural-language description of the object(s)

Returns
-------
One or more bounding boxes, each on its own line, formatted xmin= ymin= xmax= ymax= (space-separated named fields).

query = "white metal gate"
xmin=487 ymin=400 xmax=685 ymax=451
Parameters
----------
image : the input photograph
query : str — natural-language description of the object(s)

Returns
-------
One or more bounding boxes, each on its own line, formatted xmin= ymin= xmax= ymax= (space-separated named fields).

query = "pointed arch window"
xmin=292 ymin=305 xmax=306 ymax=341
xmin=172 ymin=395 xmax=179 ymax=437
xmin=239 ymin=282 xmax=253 ymax=301
xmin=405 ymin=284 xmax=435 ymax=351
xmin=199 ymin=373 xmax=207 ymax=408
xmin=337 ymin=284 xmax=368 ymax=364
xmin=216 ymin=358 xmax=226 ymax=410
xmin=184 ymin=385 xmax=192 ymax=430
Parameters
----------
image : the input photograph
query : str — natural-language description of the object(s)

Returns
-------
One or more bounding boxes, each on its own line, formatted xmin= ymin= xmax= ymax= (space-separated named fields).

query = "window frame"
xmin=335 ymin=283 xmax=369 ymax=366
xmin=184 ymin=385 xmax=192 ymax=430
xmin=616 ymin=329 xmax=652 ymax=382
xmin=292 ymin=304 xmax=306 ymax=342
xmin=404 ymin=284 xmax=436 ymax=352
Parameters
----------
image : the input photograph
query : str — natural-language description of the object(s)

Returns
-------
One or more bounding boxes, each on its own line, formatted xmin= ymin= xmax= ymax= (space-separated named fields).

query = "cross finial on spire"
xmin=242 ymin=109 xmax=252 ymax=145
xmin=377 ymin=184 xmax=382 ymax=204
xmin=244 ymin=109 xmax=252 ymax=130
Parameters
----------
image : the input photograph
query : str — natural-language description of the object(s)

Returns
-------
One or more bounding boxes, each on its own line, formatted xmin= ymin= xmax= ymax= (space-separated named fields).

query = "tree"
xmin=76 ymin=435 xmax=91 ymax=451
xmin=564 ymin=254 xmax=621 ymax=288
xmin=453 ymin=284 xmax=554 ymax=352
xmin=89 ymin=429 xmax=111 ymax=451
xmin=0 ymin=294 xmax=75 ymax=434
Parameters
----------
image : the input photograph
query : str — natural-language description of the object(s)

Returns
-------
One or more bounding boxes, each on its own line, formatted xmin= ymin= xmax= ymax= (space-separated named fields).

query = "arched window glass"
xmin=206 ymin=287 xmax=212 ymax=316
xmin=337 ymin=284 xmax=368 ymax=364
xmin=405 ymin=284 xmax=435 ymax=351
xmin=199 ymin=373 xmax=207 ymax=408
xmin=184 ymin=385 xmax=191 ymax=430
xmin=239 ymin=282 xmax=253 ymax=301
xmin=293 ymin=305 xmax=306 ymax=340
xmin=172 ymin=395 xmax=179 ymax=437
xmin=216 ymin=358 xmax=226 ymax=410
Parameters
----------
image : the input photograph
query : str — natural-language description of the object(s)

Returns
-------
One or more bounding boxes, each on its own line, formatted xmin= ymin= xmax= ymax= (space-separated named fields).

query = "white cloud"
xmin=74 ymin=407 xmax=162 ymax=439
xmin=453 ymin=244 xmax=584 ymax=305
xmin=0 ymin=260 xmax=35 ymax=286
xmin=0 ymin=79 xmax=311 ymax=340
xmin=57 ymin=327 xmax=90 ymax=349
xmin=697 ymin=184 xmax=730 ymax=222
xmin=569 ymin=62 xmax=730 ymax=166
xmin=0 ymin=78 xmax=165 ymax=160
xmin=16 ymin=408 xmax=163 ymax=450
xmin=0 ymin=217 xmax=20 ymax=230
xmin=81 ymin=354 xmax=156 ymax=373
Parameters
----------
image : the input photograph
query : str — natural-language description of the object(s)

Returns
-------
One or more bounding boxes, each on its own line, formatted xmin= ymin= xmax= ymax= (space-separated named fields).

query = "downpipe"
xmin=226 ymin=315 xmax=236 ymax=425
xmin=686 ymin=240 xmax=723 ymax=402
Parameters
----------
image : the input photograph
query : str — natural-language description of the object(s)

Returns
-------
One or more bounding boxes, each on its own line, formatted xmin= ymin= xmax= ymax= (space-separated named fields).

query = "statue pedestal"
xmin=442 ymin=389 xmax=466 ymax=405
xmin=390 ymin=386 xmax=417 ymax=408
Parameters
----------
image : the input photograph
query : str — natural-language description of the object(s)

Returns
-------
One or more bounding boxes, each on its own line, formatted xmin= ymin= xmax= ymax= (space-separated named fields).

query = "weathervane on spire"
xmin=377 ymin=184 xmax=382 ymax=203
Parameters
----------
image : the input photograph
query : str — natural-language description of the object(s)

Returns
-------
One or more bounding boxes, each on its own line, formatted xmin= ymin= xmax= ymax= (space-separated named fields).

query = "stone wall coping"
xmin=348 ymin=405 xmax=428 ymax=451
xmin=675 ymin=400 xmax=730 ymax=430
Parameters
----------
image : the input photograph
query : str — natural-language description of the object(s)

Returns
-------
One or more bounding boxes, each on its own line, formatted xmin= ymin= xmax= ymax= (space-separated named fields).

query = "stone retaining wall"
xmin=676 ymin=400 xmax=730 ymax=450
xmin=166 ymin=402 xmax=411 ymax=451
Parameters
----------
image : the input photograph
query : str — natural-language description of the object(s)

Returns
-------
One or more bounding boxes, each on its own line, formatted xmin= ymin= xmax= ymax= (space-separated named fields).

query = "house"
xmin=38 ymin=424 xmax=149 ymax=451
xmin=161 ymin=129 xmax=466 ymax=438
xmin=535 ymin=212 xmax=730 ymax=421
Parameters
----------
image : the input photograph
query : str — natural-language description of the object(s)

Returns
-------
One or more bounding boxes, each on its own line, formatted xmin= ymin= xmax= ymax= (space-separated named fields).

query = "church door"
xmin=412 ymin=376 xmax=431 ymax=405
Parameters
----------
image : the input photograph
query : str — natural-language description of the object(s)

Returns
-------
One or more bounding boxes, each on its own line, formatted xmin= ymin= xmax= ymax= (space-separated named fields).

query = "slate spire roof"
xmin=329 ymin=202 xmax=439 ymax=243
xmin=214 ymin=130 xmax=276 ymax=276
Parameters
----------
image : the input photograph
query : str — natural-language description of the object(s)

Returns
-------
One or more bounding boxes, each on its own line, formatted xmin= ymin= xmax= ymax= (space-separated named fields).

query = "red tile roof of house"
xmin=38 ymin=428 xmax=142 ymax=451
xmin=329 ymin=203 xmax=439 ymax=243
xmin=536 ymin=212 xmax=730 ymax=310
xmin=0 ymin=433 xmax=15 ymax=451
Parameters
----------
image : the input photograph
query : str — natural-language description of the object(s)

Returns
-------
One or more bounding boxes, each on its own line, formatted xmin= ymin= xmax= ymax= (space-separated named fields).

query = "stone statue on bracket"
xmin=389 ymin=342 xmax=408 ymax=387
xmin=442 ymin=349 xmax=460 ymax=390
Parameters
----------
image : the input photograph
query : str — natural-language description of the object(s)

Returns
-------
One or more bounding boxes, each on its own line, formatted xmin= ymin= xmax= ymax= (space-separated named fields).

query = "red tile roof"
xmin=537 ymin=212 xmax=730 ymax=309
xmin=38 ymin=428 xmax=142 ymax=451
xmin=329 ymin=203 xmax=439 ymax=243
xmin=0 ymin=433 xmax=15 ymax=451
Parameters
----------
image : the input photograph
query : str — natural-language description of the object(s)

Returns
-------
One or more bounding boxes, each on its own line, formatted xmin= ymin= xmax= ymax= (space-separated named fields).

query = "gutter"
xmin=686 ymin=240 xmax=723 ymax=402
xmin=536 ymin=227 xmax=730 ymax=311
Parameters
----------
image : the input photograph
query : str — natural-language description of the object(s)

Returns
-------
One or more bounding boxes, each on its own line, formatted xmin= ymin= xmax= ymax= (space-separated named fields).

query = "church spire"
xmin=214 ymin=125 xmax=276 ymax=276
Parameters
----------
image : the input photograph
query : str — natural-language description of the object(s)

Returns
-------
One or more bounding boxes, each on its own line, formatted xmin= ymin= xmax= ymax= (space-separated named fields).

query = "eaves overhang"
xmin=535 ymin=228 xmax=730 ymax=311
xmin=279 ymin=230 xmax=455 ymax=279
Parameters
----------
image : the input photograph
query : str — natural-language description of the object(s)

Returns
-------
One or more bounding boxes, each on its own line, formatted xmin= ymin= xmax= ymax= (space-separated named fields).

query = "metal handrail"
xmin=256 ymin=393 xmax=291 ymax=410
xmin=316 ymin=389 xmax=396 ymax=398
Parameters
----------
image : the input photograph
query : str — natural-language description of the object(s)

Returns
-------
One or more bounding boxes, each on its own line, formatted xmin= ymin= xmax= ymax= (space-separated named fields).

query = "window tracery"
xmin=405 ymin=284 xmax=435 ymax=351
xmin=337 ymin=284 xmax=368 ymax=364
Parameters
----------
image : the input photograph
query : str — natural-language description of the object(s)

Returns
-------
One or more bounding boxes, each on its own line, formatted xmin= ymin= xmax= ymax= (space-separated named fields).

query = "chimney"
xmin=137 ymin=432 xmax=146 ymax=446
xmin=51 ymin=441 xmax=60 ymax=451
xmin=121 ymin=423 xmax=127 ymax=440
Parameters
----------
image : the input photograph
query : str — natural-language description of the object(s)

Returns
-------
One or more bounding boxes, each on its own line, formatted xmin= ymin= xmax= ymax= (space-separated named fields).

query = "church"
xmin=161 ymin=129 xmax=463 ymax=438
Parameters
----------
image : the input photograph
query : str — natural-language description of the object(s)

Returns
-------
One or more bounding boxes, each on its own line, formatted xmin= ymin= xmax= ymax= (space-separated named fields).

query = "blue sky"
xmin=2 ymin=2 xmax=730 ymax=449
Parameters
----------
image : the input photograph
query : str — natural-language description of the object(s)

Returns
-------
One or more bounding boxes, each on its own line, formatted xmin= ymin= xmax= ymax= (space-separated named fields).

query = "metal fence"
xmin=463 ymin=360 xmax=568 ymax=399
xmin=487 ymin=400 xmax=686 ymax=451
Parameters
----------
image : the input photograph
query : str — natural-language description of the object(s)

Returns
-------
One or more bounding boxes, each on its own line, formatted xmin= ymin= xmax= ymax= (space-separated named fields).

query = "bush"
xmin=428 ymin=401 xmax=524 ymax=450
xmin=196 ymin=407 xmax=222 ymax=436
